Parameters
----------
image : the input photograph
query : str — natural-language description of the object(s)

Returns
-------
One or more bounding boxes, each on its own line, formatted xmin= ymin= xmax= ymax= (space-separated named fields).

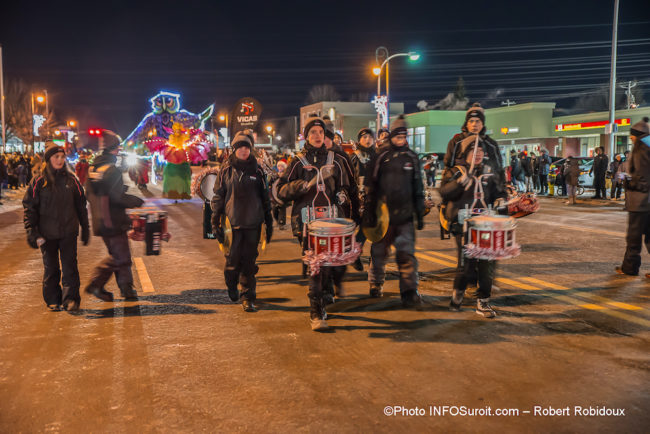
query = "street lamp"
xmin=31 ymin=90 xmax=48 ymax=152
xmin=265 ymin=125 xmax=274 ymax=146
xmin=373 ymin=47 xmax=420 ymax=130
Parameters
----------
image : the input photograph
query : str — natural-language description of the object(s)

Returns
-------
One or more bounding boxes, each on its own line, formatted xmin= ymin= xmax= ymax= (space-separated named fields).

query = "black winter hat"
xmin=465 ymin=103 xmax=485 ymax=124
xmin=231 ymin=130 xmax=254 ymax=150
xmin=357 ymin=127 xmax=374 ymax=141
xmin=100 ymin=131 xmax=122 ymax=152
xmin=303 ymin=115 xmax=326 ymax=139
xmin=377 ymin=127 xmax=390 ymax=137
xmin=323 ymin=115 xmax=335 ymax=140
xmin=44 ymin=142 xmax=65 ymax=162
xmin=631 ymin=117 xmax=650 ymax=137
xmin=389 ymin=115 xmax=407 ymax=138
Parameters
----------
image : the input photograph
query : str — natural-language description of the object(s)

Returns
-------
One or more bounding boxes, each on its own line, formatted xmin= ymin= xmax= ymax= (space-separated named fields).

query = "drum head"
xmin=363 ymin=201 xmax=389 ymax=242
xmin=218 ymin=215 xmax=233 ymax=255
xmin=200 ymin=173 xmax=219 ymax=202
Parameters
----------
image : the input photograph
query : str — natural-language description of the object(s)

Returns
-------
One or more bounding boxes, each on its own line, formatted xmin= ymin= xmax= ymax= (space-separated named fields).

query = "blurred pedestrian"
xmin=22 ymin=143 xmax=89 ymax=311
xmin=564 ymin=156 xmax=580 ymax=205
xmin=590 ymin=146 xmax=609 ymax=199
xmin=350 ymin=126 xmax=376 ymax=272
xmin=616 ymin=117 xmax=650 ymax=277
xmin=84 ymin=135 xmax=144 ymax=301
xmin=610 ymin=154 xmax=623 ymax=200
xmin=530 ymin=152 xmax=540 ymax=192
xmin=538 ymin=149 xmax=551 ymax=195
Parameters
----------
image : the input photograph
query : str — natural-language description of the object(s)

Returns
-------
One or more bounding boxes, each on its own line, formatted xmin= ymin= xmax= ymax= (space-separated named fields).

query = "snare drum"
xmin=128 ymin=208 xmax=171 ymax=255
xmin=465 ymin=214 xmax=520 ymax=260
xmin=307 ymin=218 xmax=356 ymax=265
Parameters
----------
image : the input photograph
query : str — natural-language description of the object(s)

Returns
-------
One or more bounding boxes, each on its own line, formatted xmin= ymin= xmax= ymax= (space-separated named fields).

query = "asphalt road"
xmin=0 ymin=174 xmax=648 ymax=433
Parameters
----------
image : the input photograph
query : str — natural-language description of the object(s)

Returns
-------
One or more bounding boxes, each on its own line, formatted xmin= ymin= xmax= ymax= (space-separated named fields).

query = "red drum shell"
xmin=307 ymin=218 xmax=356 ymax=262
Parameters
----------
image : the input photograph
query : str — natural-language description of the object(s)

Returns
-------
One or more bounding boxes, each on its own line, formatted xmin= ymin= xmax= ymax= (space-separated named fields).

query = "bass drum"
xmin=191 ymin=166 xmax=220 ymax=202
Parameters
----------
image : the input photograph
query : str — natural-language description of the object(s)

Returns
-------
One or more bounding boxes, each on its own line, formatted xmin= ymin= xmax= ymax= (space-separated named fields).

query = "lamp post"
xmin=372 ymin=47 xmax=420 ymax=130
xmin=266 ymin=125 xmax=273 ymax=147
xmin=218 ymin=113 xmax=229 ymax=147
xmin=607 ymin=0 xmax=620 ymax=157
xmin=31 ymin=92 xmax=47 ymax=152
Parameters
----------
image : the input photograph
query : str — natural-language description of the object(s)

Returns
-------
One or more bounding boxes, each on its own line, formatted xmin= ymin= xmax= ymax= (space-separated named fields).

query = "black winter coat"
xmin=350 ymin=146 xmax=376 ymax=182
xmin=591 ymin=153 xmax=609 ymax=176
xmin=210 ymin=154 xmax=272 ymax=229
xmin=439 ymin=163 xmax=507 ymax=233
xmin=23 ymin=168 xmax=89 ymax=242
xmin=85 ymin=152 xmax=144 ymax=237
xmin=277 ymin=143 xmax=352 ymax=236
xmin=625 ymin=136 xmax=650 ymax=212
xmin=365 ymin=143 xmax=425 ymax=226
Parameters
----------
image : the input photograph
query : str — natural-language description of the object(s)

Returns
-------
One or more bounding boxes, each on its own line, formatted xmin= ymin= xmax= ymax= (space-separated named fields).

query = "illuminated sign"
xmin=500 ymin=127 xmax=519 ymax=135
xmin=555 ymin=118 xmax=630 ymax=132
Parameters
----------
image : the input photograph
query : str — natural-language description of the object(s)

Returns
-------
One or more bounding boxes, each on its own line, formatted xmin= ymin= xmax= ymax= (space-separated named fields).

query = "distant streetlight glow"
xmin=408 ymin=52 xmax=421 ymax=62
xmin=265 ymin=125 xmax=273 ymax=133
xmin=54 ymin=130 xmax=61 ymax=136
xmin=68 ymin=120 xmax=76 ymax=127
xmin=219 ymin=115 xmax=226 ymax=121
xmin=36 ymin=95 xmax=45 ymax=103
xmin=372 ymin=67 xmax=381 ymax=76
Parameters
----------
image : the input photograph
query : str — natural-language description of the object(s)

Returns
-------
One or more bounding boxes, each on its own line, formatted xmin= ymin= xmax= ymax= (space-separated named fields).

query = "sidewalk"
xmin=541 ymin=193 xmax=626 ymax=208
xmin=0 ymin=186 xmax=26 ymax=215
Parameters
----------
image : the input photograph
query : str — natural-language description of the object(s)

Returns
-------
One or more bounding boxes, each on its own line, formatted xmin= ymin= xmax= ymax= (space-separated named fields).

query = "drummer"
xmin=277 ymin=115 xmax=353 ymax=331
xmin=211 ymin=131 xmax=273 ymax=312
xmin=362 ymin=115 xmax=425 ymax=307
xmin=439 ymin=141 xmax=507 ymax=318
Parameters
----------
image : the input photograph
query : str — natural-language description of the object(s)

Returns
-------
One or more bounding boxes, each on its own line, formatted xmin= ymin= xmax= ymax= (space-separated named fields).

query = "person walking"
xmin=22 ymin=143 xmax=89 ymax=311
xmin=363 ymin=115 xmax=425 ymax=306
xmin=616 ymin=117 xmax=650 ymax=277
xmin=211 ymin=131 xmax=273 ymax=312
xmin=84 ymin=135 xmax=145 ymax=301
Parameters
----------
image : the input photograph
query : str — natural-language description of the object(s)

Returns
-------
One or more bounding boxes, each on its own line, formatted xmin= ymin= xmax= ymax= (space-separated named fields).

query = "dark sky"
xmin=2 ymin=0 xmax=649 ymax=137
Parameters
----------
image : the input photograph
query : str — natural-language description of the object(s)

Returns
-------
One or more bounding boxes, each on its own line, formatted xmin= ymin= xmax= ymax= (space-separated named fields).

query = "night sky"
xmin=1 ymin=0 xmax=649 ymax=137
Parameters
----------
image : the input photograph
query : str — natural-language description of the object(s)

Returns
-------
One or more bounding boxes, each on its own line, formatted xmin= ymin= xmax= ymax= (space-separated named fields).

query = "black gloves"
xmin=362 ymin=209 xmax=377 ymax=229
xmin=81 ymin=227 xmax=90 ymax=246
xmin=27 ymin=235 xmax=39 ymax=249
xmin=416 ymin=214 xmax=425 ymax=231
xmin=265 ymin=223 xmax=273 ymax=244
xmin=211 ymin=212 xmax=224 ymax=243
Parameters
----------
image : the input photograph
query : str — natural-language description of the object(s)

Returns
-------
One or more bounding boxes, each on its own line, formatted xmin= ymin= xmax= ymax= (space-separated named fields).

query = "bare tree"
xmin=306 ymin=84 xmax=341 ymax=104
xmin=5 ymin=79 xmax=57 ymax=146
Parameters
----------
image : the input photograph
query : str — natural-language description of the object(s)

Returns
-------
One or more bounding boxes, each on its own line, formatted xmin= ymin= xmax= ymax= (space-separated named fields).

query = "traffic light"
xmin=88 ymin=128 xmax=102 ymax=136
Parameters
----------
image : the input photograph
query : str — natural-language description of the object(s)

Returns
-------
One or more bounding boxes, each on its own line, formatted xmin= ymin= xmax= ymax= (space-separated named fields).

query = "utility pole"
xmin=619 ymin=80 xmax=638 ymax=109
xmin=607 ymin=0 xmax=620 ymax=158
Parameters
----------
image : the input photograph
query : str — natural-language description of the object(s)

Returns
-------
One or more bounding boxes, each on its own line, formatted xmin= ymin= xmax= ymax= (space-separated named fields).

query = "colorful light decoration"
xmin=372 ymin=95 xmax=389 ymax=129
xmin=122 ymin=90 xmax=214 ymax=150
xmin=144 ymin=122 xmax=212 ymax=165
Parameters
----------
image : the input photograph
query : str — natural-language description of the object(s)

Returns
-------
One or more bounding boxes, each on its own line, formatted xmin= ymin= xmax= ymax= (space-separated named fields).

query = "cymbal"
xmin=218 ymin=215 xmax=232 ymax=255
xmin=363 ymin=201 xmax=389 ymax=242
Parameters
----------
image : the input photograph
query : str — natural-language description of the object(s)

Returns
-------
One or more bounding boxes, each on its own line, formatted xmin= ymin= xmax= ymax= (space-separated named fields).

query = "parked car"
xmin=549 ymin=157 xmax=594 ymax=193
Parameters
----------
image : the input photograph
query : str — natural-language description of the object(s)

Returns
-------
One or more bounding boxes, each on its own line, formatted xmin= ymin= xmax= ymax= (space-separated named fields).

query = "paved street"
xmin=0 ymin=175 xmax=648 ymax=433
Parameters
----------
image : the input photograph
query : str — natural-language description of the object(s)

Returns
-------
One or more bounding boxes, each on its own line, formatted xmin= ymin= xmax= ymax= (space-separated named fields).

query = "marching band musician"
xmin=277 ymin=116 xmax=353 ymax=331
xmin=322 ymin=116 xmax=359 ymax=301
xmin=441 ymin=103 xmax=506 ymax=268
xmin=350 ymin=127 xmax=376 ymax=271
xmin=439 ymin=141 xmax=507 ymax=318
xmin=211 ymin=131 xmax=273 ymax=312
xmin=362 ymin=115 xmax=425 ymax=307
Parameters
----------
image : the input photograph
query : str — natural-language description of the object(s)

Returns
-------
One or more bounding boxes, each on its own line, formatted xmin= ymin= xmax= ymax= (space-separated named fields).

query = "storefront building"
xmin=401 ymin=103 xmax=650 ymax=159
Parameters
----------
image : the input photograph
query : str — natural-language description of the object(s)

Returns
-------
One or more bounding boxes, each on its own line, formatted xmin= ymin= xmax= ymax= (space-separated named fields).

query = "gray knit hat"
xmin=389 ymin=115 xmax=407 ymax=138
xmin=231 ymin=130 xmax=254 ymax=149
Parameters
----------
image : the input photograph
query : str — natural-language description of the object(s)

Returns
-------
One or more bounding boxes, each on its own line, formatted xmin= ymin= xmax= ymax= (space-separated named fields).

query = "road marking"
xmin=415 ymin=251 xmax=648 ymax=326
xmin=520 ymin=218 xmax=625 ymax=238
xmin=133 ymin=257 xmax=155 ymax=293
xmin=415 ymin=252 xmax=456 ymax=268
xmin=495 ymin=277 xmax=542 ymax=290
xmin=423 ymin=250 xmax=457 ymax=261
xmin=519 ymin=277 xmax=569 ymax=290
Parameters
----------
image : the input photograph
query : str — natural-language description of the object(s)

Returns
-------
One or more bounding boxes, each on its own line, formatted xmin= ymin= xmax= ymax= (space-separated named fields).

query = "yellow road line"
xmin=423 ymin=250 xmax=457 ymax=261
xmin=415 ymin=252 xmax=456 ymax=268
xmin=519 ymin=277 xmax=569 ymax=290
xmin=417 ymin=249 xmax=648 ymax=325
xmin=495 ymin=277 xmax=542 ymax=291
xmin=133 ymin=257 xmax=155 ymax=293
